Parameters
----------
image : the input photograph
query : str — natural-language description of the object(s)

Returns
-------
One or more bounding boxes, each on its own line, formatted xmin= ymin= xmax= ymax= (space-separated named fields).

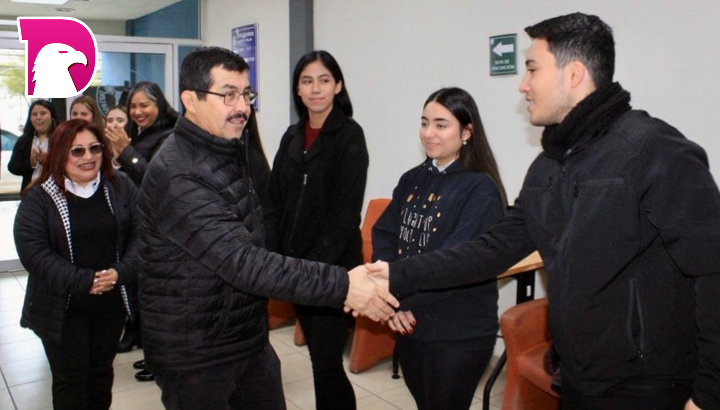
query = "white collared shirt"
xmin=64 ymin=172 xmax=101 ymax=199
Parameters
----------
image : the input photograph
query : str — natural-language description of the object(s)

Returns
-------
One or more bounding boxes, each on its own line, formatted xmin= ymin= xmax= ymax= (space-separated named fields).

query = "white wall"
xmin=202 ymin=1 xmax=720 ymax=356
xmin=203 ymin=0 xmax=290 ymax=158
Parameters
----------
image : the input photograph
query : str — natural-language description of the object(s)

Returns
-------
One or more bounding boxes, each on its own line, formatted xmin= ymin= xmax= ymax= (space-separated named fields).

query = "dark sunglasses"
xmin=69 ymin=143 xmax=104 ymax=158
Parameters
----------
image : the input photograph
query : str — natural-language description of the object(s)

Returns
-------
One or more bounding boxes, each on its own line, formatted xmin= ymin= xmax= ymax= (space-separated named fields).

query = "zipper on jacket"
xmin=287 ymin=174 xmax=308 ymax=254
xmin=627 ymin=277 xmax=646 ymax=362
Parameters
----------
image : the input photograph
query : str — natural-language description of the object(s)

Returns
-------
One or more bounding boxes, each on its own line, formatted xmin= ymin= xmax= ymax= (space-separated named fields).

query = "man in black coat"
xmin=136 ymin=46 xmax=397 ymax=410
xmin=367 ymin=13 xmax=720 ymax=410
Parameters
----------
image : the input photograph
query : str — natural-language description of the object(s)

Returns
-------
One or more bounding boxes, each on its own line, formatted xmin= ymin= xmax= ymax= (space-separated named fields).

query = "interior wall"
xmin=202 ymin=0 xmax=290 ymax=159
xmin=312 ymin=1 xmax=720 ymax=357
xmin=201 ymin=0 xmax=720 ymax=357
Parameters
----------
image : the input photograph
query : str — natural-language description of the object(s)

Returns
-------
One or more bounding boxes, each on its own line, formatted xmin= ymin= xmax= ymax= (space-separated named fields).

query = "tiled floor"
xmin=0 ymin=269 xmax=506 ymax=410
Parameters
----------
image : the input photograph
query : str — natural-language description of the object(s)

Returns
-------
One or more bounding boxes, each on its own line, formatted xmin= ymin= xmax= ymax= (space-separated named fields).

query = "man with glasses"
xmin=136 ymin=46 xmax=398 ymax=410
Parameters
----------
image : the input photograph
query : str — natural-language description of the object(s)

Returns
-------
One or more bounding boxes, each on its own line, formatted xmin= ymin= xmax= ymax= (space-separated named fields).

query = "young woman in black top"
xmin=266 ymin=51 xmax=368 ymax=410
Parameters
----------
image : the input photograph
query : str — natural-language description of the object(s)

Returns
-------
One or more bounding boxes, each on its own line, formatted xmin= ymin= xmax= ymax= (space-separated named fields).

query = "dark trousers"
xmin=561 ymin=378 xmax=693 ymax=410
xmin=41 ymin=292 xmax=125 ymax=410
xmin=295 ymin=304 xmax=356 ymax=410
xmin=155 ymin=344 xmax=286 ymax=410
xmin=397 ymin=336 xmax=494 ymax=410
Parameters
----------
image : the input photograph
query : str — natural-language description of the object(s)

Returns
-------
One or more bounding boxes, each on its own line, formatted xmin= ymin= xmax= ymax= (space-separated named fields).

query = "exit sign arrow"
xmin=492 ymin=42 xmax=514 ymax=57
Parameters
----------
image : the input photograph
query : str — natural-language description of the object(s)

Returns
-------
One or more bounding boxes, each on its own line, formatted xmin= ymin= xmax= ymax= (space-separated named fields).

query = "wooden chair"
xmin=499 ymin=298 xmax=560 ymax=410
xmin=347 ymin=198 xmax=396 ymax=373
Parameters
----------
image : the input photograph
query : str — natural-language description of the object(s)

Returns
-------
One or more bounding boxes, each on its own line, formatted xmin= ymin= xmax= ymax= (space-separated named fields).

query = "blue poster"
xmin=231 ymin=24 xmax=259 ymax=111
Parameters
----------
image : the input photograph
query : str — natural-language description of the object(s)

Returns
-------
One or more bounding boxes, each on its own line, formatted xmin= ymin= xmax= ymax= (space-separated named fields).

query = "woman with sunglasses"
xmin=14 ymin=119 xmax=139 ymax=410
xmin=104 ymin=82 xmax=177 ymax=381
xmin=265 ymin=50 xmax=368 ymax=410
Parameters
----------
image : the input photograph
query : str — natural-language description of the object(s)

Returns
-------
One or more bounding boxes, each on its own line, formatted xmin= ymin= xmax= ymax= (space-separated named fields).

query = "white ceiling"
xmin=0 ymin=0 xmax=185 ymax=21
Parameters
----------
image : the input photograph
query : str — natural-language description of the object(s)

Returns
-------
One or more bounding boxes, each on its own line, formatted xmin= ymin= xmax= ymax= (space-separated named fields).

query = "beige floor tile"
xmin=110 ymin=383 xmax=162 ymax=410
xmin=282 ymin=378 xmax=315 ymax=410
xmin=269 ymin=333 xmax=297 ymax=357
xmin=14 ymin=275 xmax=27 ymax=291
xmin=270 ymin=326 xmax=309 ymax=355
xmin=1 ymin=357 xmax=50 ymax=387
xmin=0 ymin=388 xmax=14 ymax=410
xmin=346 ymin=359 xmax=406 ymax=395
xmin=8 ymin=378 xmax=52 ymax=410
xmin=285 ymin=399 xmax=303 ymax=410
xmin=0 ymin=325 xmax=36 ymax=345
xmin=374 ymin=385 xmax=415 ymax=409
xmin=0 ymin=339 xmax=45 ymax=365
xmin=113 ymin=349 xmax=145 ymax=366
xmin=0 ymin=298 xmax=23 ymax=314
xmin=279 ymin=352 xmax=313 ymax=384
xmin=475 ymin=362 xmax=506 ymax=399
xmin=0 ymin=277 xmax=24 ymax=300
xmin=355 ymin=394 xmax=402 ymax=409
xmin=0 ymin=310 xmax=21 ymax=328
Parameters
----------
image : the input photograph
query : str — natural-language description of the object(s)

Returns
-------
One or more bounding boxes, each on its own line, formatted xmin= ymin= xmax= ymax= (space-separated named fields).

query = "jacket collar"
xmin=421 ymin=158 xmax=465 ymax=175
xmin=288 ymin=106 xmax=347 ymax=163
xmin=174 ymin=116 xmax=245 ymax=156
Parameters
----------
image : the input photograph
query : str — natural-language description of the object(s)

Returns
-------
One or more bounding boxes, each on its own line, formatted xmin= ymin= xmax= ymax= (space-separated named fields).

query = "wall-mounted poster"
xmin=231 ymin=24 xmax=259 ymax=111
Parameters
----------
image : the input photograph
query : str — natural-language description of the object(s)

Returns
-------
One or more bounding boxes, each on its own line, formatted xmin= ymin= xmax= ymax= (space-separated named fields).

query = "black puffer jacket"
xmin=116 ymin=121 xmax=174 ymax=187
xmin=389 ymin=110 xmax=720 ymax=408
xmin=137 ymin=117 xmax=350 ymax=374
xmin=265 ymin=107 xmax=368 ymax=270
xmin=14 ymin=173 xmax=139 ymax=343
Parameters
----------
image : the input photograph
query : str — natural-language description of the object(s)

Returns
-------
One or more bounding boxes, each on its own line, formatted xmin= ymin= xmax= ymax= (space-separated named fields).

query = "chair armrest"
xmin=500 ymin=298 xmax=551 ymax=354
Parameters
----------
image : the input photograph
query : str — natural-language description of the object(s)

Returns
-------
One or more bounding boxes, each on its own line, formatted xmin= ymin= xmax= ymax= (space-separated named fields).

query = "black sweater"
xmin=373 ymin=159 xmax=502 ymax=345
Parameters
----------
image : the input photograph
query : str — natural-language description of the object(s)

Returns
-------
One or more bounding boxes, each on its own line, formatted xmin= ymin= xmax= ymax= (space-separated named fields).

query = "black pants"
xmin=561 ymin=378 xmax=693 ymax=410
xmin=397 ymin=336 xmax=494 ymax=410
xmin=41 ymin=291 xmax=125 ymax=410
xmin=295 ymin=304 xmax=356 ymax=410
xmin=155 ymin=344 xmax=285 ymax=410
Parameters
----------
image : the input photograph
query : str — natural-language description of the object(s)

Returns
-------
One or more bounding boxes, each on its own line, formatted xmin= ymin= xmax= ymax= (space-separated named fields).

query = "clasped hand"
xmin=104 ymin=124 xmax=131 ymax=158
xmin=90 ymin=268 xmax=118 ymax=295
xmin=343 ymin=261 xmax=397 ymax=322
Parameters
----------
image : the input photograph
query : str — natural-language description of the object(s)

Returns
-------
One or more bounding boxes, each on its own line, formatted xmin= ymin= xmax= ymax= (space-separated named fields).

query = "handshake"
xmin=342 ymin=261 xmax=398 ymax=321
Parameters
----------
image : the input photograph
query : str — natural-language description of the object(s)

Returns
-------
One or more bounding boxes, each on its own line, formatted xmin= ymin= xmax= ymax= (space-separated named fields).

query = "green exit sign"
xmin=490 ymin=34 xmax=517 ymax=76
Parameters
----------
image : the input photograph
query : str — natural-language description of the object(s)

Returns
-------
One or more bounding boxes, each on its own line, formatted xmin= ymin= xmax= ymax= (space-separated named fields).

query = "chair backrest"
xmin=361 ymin=198 xmax=391 ymax=263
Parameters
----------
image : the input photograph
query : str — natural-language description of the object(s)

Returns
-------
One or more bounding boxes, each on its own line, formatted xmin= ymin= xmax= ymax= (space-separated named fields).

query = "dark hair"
xmin=524 ymin=12 xmax=615 ymax=88
xmin=126 ymin=81 xmax=178 ymax=138
xmin=22 ymin=100 xmax=61 ymax=138
xmin=292 ymin=50 xmax=353 ymax=118
xmin=71 ymin=95 xmax=105 ymax=130
xmin=424 ymin=87 xmax=507 ymax=207
xmin=26 ymin=119 xmax=116 ymax=195
xmin=180 ymin=46 xmax=250 ymax=108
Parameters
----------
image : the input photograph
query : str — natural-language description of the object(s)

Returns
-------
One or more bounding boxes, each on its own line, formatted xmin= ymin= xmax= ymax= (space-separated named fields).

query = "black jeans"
xmin=155 ymin=344 xmax=285 ymax=410
xmin=295 ymin=304 xmax=356 ymax=410
xmin=41 ymin=291 xmax=125 ymax=410
xmin=397 ymin=336 xmax=494 ymax=410
xmin=561 ymin=378 xmax=693 ymax=410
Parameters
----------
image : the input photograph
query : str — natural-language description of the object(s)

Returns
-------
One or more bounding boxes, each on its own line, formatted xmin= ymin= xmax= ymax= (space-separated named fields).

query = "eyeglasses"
xmin=69 ymin=143 xmax=104 ymax=158
xmin=190 ymin=89 xmax=258 ymax=106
